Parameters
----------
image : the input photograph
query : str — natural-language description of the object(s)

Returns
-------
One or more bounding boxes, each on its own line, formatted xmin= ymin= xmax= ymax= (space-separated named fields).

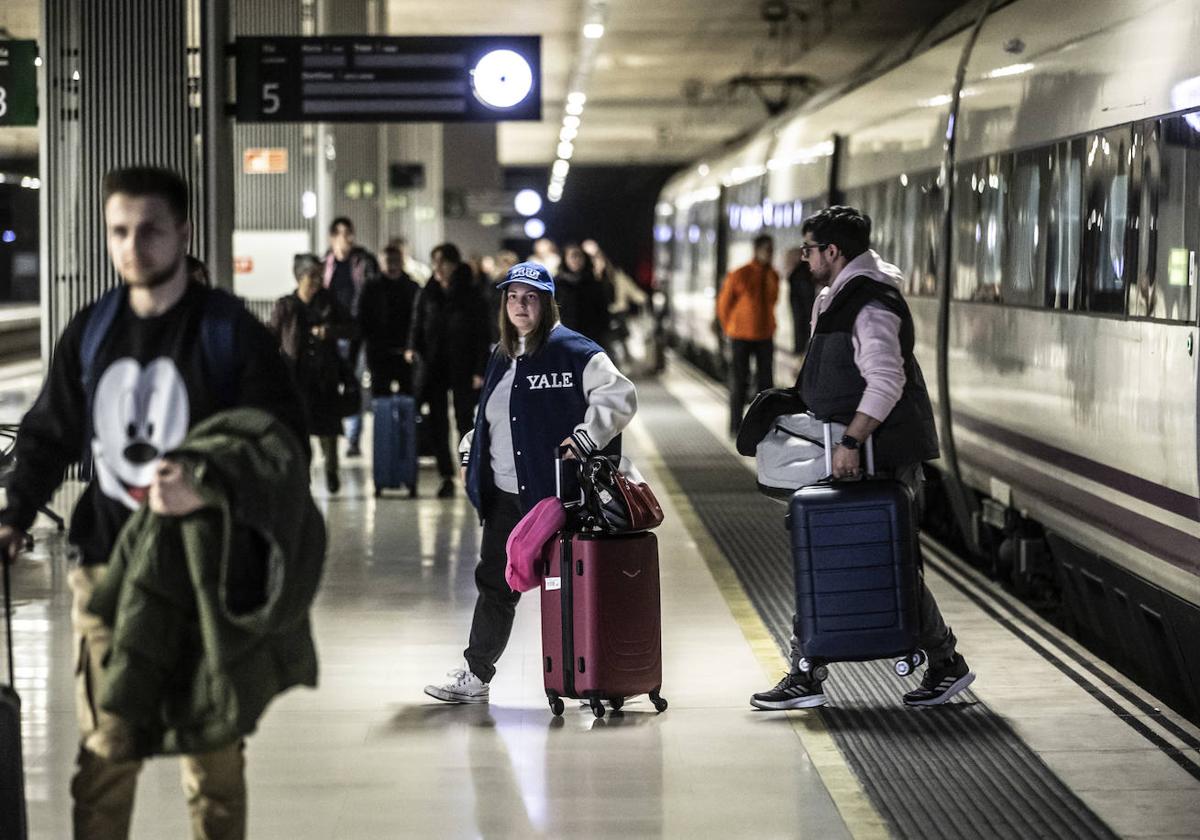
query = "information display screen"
xmin=235 ymin=36 xmax=541 ymax=123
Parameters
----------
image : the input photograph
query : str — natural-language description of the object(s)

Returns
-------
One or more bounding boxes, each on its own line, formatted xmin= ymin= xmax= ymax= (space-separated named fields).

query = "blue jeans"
xmin=339 ymin=340 xmax=365 ymax=447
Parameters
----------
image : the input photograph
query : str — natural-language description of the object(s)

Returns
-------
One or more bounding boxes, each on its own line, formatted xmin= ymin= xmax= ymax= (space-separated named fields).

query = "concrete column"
xmin=41 ymin=0 xmax=208 ymax=358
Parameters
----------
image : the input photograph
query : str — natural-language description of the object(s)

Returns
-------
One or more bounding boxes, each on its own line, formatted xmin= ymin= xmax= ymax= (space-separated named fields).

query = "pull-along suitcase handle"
xmin=555 ymin=445 xmax=587 ymax=510
xmin=821 ymin=419 xmax=876 ymax=478
xmin=3 ymin=559 xmax=13 ymax=689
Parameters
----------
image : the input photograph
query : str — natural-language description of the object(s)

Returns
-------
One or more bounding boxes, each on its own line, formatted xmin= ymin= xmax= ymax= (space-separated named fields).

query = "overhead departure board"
xmin=234 ymin=36 xmax=541 ymax=123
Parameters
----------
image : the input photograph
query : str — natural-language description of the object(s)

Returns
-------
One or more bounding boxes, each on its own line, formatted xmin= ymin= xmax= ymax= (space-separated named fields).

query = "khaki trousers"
xmin=68 ymin=566 xmax=247 ymax=840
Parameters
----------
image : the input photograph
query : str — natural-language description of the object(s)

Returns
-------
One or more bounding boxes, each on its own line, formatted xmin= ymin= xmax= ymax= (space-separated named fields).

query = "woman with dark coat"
xmin=555 ymin=243 xmax=613 ymax=347
xmin=270 ymin=254 xmax=358 ymax=493
xmin=406 ymin=242 xmax=491 ymax=498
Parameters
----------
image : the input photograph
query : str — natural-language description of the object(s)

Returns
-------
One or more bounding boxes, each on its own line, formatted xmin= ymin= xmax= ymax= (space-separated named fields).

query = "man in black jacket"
xmin=360 ymin=245 xmax=420 ymax=397
xmin=785 ymin=247 xmax=817 ymax=354
xmin=0 ymin=166 xmax=307 ymax=840
xmin=406 ymin=243 xmax=489 ymax=498
xmin=323 ymin=216 xmax=380 ymax=457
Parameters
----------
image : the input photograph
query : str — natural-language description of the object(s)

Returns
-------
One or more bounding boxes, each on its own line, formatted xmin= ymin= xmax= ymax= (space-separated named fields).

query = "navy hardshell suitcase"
xmin=373 ymin=394 xmax=419 ymax=497
xmin=1 ymin=562 xmax=29 ymax=840
xmin=786 ymin=424 xmax=926 ymax=679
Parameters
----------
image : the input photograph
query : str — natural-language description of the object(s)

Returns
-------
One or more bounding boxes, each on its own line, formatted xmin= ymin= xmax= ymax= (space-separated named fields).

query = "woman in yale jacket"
xmin=424 ymin=261 xmax=637 ymax=704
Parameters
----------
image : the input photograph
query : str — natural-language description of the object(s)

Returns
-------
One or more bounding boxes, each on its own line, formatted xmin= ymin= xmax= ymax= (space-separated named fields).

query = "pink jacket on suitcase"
xmin=505 ymin=497 xmax=567 ymax=593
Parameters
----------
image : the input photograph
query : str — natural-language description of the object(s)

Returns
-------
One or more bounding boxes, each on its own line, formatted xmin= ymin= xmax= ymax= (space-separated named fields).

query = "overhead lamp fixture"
xmin=560 ymin=125 xmax=578 ymax=142
xmin=563 ymin=115 xmax=581 ymax=129
xmin=985 ymin=62 xmax=1034 ymax=80
xmin=556 ymin=141 xmax=574 ymax=159
xmin=583 ymin=23 xmax=605 ymax=39
xmin=567 ymin=91 xmax=587 ymax=107
xmin=524 ymin=218 xmax=546 ymax=239
xmin=565 ymin=101 xmax=584 ymax=116
xmin=552 ymin=159 xmax=570 ymax=178
xmin=514 ymin=188 xmax=543 ymax=216
xmin=471 ymin=49 xmax=535 ymax=109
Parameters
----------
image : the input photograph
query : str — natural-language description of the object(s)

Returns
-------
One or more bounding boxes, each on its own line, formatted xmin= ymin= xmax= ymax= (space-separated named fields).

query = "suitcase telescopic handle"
xmin=822 ymin=420 xmax=875 ymax=479
xmin=555 ymin=445 xmax=587 ymax=509
xmin=3 ymin=559 xmax=13 ymax=689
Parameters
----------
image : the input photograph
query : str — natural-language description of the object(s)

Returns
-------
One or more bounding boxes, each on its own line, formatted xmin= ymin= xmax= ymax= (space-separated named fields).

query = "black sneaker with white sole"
xmin=750 ymin=671 xmax=827 ymax=710
xmin=903 ymin=654 xmax=975 ymax=706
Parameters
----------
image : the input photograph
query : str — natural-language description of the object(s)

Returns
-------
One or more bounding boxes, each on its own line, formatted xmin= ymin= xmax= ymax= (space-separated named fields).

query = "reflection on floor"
xmin=7 ymin=419 xmax=851 ymax=839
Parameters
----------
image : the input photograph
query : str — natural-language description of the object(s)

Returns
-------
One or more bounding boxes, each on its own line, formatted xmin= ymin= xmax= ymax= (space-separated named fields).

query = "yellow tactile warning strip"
xmin=627 ymin=418 xmax=891 ymax=840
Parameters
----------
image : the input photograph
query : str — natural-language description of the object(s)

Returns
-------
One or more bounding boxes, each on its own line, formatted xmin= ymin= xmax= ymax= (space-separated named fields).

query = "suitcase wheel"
xmin=798 ymin=658 xmax=828 ymax=683
xmin=547 ymin=693 xmax=564 ymax=716
xmin=374 ymin=487 xmax=383 ymax=498
xmin=910 ymin=651 xmax=926 ymax=668
xmin=590 ymin=699 xmax=605 ymax=719
xmin=650 ymin=691 xmax=668 ymax=713
xmin=608 ymin=697 xmax=624 ymax=712
xmin=408 ymin=485 xmax=418 ymax=499
xmin=894 ymin=658 xmax=912 ymax=677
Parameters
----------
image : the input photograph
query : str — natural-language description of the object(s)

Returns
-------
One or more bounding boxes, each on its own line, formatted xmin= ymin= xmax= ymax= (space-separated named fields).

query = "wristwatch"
xmin=838 ymin=434 xmax=860 ymax=450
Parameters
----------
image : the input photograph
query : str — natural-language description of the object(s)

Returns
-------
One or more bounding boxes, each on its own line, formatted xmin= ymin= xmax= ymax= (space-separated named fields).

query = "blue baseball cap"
xmin=497 ymin=261 xmax=555 ymax=295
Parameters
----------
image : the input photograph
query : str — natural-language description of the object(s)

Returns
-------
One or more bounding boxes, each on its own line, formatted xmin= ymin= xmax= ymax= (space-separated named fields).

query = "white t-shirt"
xmin=485 ymin=357 xmax=520 ymax=494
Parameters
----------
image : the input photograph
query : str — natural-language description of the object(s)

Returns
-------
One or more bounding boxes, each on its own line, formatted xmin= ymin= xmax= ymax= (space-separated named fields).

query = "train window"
xmin=952 ymin=166 xmax=977 ymax=299
xmin=1002 ymin=150 xmax=1046 ymax=306
xmin=1131 ymin=117 xmax=1200 ymax=322
xmin=1045 ymin=139 xmax=1083 ymax=310
xmin=912 ymin=175 xmax=942 ymax=297
xmin=953 ymin=157 xmax=1006 ymax=302
xmin=1079 ymin=128 xmax=1132 ymax=313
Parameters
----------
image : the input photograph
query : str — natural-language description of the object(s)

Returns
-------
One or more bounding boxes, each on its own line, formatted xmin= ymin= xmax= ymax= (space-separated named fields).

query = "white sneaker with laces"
xmin=424 ymin=662 xmax=490 ymax=704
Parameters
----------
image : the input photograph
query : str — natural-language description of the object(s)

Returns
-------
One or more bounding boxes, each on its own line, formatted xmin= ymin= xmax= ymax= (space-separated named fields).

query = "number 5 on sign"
xmin=262 ymin=83 xmax=280 ymax=115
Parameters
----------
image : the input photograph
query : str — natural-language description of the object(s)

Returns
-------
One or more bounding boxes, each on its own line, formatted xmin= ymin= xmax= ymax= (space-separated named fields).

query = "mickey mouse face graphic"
xmin=91 ymin=357 xmax=190 ymax=509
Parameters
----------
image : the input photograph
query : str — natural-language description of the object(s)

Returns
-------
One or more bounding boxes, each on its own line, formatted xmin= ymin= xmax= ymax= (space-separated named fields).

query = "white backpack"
xmin=755 ymin=413 xmax=847 ymax=500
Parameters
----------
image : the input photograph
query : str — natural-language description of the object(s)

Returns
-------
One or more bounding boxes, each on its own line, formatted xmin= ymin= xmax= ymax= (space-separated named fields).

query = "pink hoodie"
xmin=809 ymin=250 xmax=907 ymax=423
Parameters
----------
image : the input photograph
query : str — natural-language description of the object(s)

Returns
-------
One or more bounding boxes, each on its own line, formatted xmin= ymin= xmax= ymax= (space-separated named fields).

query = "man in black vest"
xmin=751 ymin=206 xmax=975 ymax=711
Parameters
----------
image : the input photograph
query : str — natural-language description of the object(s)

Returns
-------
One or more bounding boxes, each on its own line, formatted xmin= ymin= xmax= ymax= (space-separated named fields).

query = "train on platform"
xmin=654 ymin=0 xmax=1200 ymax=721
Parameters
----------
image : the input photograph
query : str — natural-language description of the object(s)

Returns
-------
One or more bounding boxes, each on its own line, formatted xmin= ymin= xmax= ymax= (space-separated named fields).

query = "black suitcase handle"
xmin=821 ymin=419 xmax=875 ymax=479
xmin=2 ymin=559 xmax=13 ymax=689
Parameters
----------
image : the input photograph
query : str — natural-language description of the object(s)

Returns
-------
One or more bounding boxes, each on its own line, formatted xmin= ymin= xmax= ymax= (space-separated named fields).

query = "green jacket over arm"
xmin=88 ymin=408 xmax=326 ymax=756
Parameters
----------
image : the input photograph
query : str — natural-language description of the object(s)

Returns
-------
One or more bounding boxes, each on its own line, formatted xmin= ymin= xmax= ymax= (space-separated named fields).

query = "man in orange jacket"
xmin=717 ymin=234 xmax=779 ymax=436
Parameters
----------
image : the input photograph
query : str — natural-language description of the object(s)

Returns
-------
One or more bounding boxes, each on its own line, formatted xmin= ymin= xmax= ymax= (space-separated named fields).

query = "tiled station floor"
xmin=3 ymin=357 xmax=1199 ymax=838
xmin=6 ymin=417 xmax=852 ymax=838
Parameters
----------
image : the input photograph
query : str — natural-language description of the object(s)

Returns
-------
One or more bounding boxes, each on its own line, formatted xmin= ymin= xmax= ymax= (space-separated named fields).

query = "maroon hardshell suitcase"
xmin=539 ymin=530 xmax=668 ymax=718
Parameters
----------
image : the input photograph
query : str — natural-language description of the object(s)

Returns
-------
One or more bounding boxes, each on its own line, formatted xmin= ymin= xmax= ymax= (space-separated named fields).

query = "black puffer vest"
xmin=799 ymin=275 xmax=939 ymax=469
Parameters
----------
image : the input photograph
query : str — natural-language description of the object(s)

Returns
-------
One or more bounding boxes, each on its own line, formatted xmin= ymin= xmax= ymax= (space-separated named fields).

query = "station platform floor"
xmin=3 ymin=357 xmax=1200 ymax=839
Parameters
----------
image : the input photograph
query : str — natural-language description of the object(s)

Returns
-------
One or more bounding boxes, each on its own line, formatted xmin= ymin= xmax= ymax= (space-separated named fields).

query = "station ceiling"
xmin=0 ymin=1 xmax=969 ymax=167
xmin=385 ymin=0 xmax=970 ymax=166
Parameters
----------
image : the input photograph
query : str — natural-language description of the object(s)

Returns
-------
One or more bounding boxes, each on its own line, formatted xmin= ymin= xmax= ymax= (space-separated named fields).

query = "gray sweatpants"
xmin=788 ymin=463 xmax=958 ymax=673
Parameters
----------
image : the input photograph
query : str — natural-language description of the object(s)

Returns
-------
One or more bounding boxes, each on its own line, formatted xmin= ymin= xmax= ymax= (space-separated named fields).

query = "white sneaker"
xmin=424 ymin=662 xmax=490 ymax=704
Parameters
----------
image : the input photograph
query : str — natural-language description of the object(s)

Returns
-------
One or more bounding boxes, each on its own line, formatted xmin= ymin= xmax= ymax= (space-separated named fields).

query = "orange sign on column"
xmin=242 ymin=148 xmax=289 ymax=174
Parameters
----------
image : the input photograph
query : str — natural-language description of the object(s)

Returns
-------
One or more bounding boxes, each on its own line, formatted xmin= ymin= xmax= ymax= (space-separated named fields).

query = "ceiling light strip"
xmin=546 ymin=0 xmax=607 ymax=204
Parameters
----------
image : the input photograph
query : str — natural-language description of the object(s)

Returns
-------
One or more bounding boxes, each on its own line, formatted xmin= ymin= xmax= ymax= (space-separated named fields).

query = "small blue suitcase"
xmin=373 ymin=394 xmax=419 ymax=498
xmin=786 ymin=423 xmax=925 ymax=679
